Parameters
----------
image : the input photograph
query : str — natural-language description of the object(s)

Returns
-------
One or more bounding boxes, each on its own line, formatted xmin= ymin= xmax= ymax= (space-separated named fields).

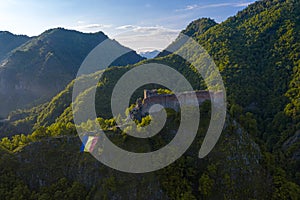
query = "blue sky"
xmin=0 ymin=0 xmax=254 ymax=52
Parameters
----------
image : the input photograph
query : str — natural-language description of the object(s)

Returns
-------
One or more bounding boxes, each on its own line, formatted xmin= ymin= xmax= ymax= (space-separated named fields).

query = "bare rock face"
xmin=282 ymin=130 xmax=300 ymax=160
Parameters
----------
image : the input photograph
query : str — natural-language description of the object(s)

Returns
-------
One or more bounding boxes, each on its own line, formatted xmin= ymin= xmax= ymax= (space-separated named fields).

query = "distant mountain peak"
xmin=0 ymin=31 xmax=13 ymax=35
xmin=39 ymin=27 xmax=108 ymax=39
xmin=139 ymin=50 xmax=160 ymax=59
xmin=0 ymin=31 xmax=27 ymax=36
xmin=0 ymin=31 xmax=30 ymax=61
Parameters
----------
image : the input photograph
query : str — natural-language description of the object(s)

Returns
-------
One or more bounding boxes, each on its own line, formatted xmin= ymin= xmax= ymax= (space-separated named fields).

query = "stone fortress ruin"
xmin=130 ymin=89 xmax=223 ymax=121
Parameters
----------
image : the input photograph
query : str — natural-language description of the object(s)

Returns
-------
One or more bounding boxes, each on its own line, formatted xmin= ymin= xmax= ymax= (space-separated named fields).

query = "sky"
xmin=0 ymin=0 xmax=255 ymax=52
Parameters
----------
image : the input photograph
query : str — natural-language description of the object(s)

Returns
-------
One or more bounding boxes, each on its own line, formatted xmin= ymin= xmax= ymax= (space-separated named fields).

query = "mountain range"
xmin=0 ymin=0 xmax=299 ymax=199
xmin=0 ymin=28 xmax=144 ymax=118
xmin=139 ymin=50 xmax=160 ymax=59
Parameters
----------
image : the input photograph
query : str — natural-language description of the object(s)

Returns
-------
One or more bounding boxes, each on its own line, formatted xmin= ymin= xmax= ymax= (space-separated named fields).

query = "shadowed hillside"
xmin=0 ymin=28 xmax=144 ymax=118
xmin=0 ymin=31 xmax=30 ymax=61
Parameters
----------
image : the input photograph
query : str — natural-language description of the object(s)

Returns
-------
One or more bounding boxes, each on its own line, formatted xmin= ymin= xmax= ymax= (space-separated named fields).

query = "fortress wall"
xmin=210 ymin=91 xmax=224 ymax=105
xmin=141 ymin=90 xmax=220 ymax=114
xmin=142 ymin=94 xmax=179 ymax=113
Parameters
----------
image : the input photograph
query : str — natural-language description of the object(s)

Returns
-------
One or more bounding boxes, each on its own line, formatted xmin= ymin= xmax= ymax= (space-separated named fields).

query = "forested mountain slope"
xmin=0 ymin=28 xmax=144 ymax=118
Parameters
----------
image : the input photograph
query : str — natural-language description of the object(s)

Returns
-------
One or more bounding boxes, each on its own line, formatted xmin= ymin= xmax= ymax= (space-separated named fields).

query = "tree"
xmin=199 ymin=173 xmax=214 ymax=197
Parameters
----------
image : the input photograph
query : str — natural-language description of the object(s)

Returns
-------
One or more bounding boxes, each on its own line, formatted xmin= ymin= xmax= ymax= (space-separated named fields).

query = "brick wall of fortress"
xmin=141 ymin=90 xmax=223 ymax=114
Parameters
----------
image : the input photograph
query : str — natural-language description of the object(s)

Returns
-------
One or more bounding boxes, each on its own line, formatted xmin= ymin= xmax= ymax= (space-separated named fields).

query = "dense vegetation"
xmin=0 ymin=0 xmax=300 ymax=199
xmin=189 ymin=0 xmax=300 ymax=189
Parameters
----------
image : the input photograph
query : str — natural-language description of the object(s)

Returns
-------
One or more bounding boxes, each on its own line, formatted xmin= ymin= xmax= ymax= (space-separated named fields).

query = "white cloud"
xmin=185 ymin=5 xmax=198 ymax=10
xmin=77 ymin=20 xmax=85 ymax=24
xmin=112 ymin=25 xmax=180 ymax=53
xmin=116 ymin=25 xmax=179 ymax=34
xmin=115 ymin=25 xmax=136 ymax=30
xmin=76 ymin=23 xmax=112 ymax=29
xmin=233 ymin=2 xmax=254 ymax=7
xmin=177 ymin=2 xmax=255 ymax=11
xmin=68 ymin=23 xmax=113 ymax=33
